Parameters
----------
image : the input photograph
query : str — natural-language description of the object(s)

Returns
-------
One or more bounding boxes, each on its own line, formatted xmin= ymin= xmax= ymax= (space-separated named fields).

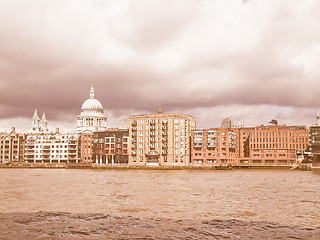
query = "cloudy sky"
xmin=0 ymin=0 xmax=320 ymax=132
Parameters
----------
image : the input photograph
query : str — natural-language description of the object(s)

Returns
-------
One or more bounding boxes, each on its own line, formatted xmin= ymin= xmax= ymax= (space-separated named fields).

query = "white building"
xmin=77 ymin=84 xmax=107 ymax=132
xmin=25 ymin=110 xmax=80 ymax=164
xmin=25 ymin=129 xmax=79 ymax=163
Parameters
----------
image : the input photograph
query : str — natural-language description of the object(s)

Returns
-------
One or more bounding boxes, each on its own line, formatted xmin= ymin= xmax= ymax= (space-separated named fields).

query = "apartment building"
xmin=237 ymin=125 xmax=309 ymax=166
xmin=79 ymin=131 xmax=93 ymax=163
xmin=0 ymin=127 xmax=26 ymax=163
xmin=191 ymin=128 xmax=237 ymax=165
xmin=310 ymin=111 xmax=320 ymax=165
xmin=129 ymin=109 xmax=196 ymax=166
xmin=92 ymin=129 xmax=129 ymax=164
xmin=24 ymin=129 xmax=79 ymax=163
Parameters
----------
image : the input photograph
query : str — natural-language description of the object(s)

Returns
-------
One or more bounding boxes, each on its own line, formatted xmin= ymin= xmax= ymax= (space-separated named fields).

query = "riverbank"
xmin=1 ymin=162 xmax=320 ymax=171
xmin=0 ymin=211 xmax=319 ymax=240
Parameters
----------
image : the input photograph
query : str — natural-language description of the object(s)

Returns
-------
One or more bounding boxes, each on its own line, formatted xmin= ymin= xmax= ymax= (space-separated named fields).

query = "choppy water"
xmin=0 ymin=169 xmax=319 ymax=239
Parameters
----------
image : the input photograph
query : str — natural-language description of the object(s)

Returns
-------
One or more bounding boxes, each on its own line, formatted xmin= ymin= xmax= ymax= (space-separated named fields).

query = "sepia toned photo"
xmin=0 ymin=0 xmax=319 ymax=239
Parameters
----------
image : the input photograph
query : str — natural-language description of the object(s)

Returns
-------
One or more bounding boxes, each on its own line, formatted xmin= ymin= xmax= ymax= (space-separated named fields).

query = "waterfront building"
xmin=77 ymin=84 xmax=107 ymax=133
xmin=79 ymin=131 xmax=93 ymax=163
xmin=129 ymin=109 xmax=196 ymax=166
xmin=92 ymin=128 xmax=129 ymax=165
xmin=310 ymin=111 xmax=320 ymax=165
xmin=24 ymin=128 xmax=79 ymax=163
xmin=237 ymin=124 xmax=309 ymax=166
xmin=191 ymin=128 xmax=236 ymax=165
xmin=0 ymin=127 xmax=26 ymax=163
xmin=235 ymin=127 xmax=253 ymax=164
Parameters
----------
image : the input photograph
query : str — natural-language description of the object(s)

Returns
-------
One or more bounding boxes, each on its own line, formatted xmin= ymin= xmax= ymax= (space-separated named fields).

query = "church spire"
xmin=316 ymin=110 xmax=320 ymax=126
xmin=41 ymin=112 xmax=48 ymax=131
xmin=90 ymin=83 xmax=95 ymax=99
xmin=33 ymin=109 xmax=39 ymax=118
xmin=32 ymin=109 xmax=40 ymax=130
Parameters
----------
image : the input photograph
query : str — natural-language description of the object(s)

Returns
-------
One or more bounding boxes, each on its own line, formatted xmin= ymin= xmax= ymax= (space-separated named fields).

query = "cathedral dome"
xmin=80 ymin=85 xmax=104 ymax=113
xmin=81 ymin=99 xmax=104 ymax=113
xmin=77 ymin=84 xmax=107 ymax=133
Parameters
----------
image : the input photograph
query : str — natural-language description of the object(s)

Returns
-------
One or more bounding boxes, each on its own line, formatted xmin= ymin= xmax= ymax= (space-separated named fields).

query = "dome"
xmin=80 ymin=85 xmax=104 ymax=113
xmin=81 ymin=98 xmax=104 ymax=113
xmin=77 ymin=84 xmax=107 ymax=133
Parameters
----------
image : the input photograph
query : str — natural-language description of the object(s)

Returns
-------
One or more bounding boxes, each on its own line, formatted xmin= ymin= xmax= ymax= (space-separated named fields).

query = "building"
xmin=79 ymin=131 xmax=93 ymax=163
xmin=92 ymin=129 xmax=129 ymax=165
xmin=0 ymin=127 xmax=26 ymax=163
xmin=310 ymin=111 xmax=320 ymax=165
xmin=24 ymin=128 xmax=79 ymax=163
xmin=129 ymin=109 xmax=196 ymax=166
xmin=77 ymin=84 xmax=107 ymax=133
xmin=221 ymin=118 xmax=233 ymax=128
xmin=237 ymin=124 xmax=309 ymax=166
xmin=191 ymin=128 xmax=236 ymax=165
xmin=31 ymin=109 xmax=49 ymax=133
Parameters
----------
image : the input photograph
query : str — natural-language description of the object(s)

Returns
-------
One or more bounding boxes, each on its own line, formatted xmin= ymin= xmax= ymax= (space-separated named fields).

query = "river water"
xmin=0 ymin=169 xmax=319 ymax=239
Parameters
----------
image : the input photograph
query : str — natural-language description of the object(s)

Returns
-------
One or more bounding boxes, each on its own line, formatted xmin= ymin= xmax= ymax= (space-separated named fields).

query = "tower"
xmin=32 ymin=109 xmax=40 ymax=131
xmin=41 ymin=113 xmax=48 ymax=131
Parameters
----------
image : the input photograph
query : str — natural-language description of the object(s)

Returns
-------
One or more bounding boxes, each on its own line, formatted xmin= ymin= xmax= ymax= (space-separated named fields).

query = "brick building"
xmin=79 ymin=131 xmax=93 ymax=163
xmin=237 ymin=125 xmax=309 ymax=166
xmin=92 ymin=129 xmax=129 ymax=165
xmin=191 ymin=128 xmax=236 ymax=165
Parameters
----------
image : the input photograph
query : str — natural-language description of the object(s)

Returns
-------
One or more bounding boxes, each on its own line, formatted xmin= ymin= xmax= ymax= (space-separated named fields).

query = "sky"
xmin=0 ymin=0 xmax=320 ymax=132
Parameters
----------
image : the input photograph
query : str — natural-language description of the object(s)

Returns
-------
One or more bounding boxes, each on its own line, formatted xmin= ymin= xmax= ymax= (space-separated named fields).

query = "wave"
xmin=0 ymin=212 xmax=319 ymax=240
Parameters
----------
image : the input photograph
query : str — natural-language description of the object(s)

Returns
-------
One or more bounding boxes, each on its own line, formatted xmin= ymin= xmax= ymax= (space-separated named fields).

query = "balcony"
xmin=25 ymin=143 xmax=35 ymax=146
xmin=145 ymin=151 xmax=160 ymax=157
xmin=207 ymin=143 xmax=216 ymax=148
xmin=193 ymin=143 xmax=203 ymax=149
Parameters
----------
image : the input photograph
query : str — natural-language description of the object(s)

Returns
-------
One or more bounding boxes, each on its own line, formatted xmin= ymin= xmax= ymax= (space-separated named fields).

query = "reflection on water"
xmin=0 ymin=169 xmax=319 ymax=227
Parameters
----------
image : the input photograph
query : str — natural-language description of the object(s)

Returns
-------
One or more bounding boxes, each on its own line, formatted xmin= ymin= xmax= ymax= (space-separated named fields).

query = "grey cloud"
xmin=0 ymin=0 xmax=319 ymax=131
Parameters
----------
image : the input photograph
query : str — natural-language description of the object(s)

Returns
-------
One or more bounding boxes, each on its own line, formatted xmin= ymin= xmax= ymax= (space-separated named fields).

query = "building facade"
xmin=92 ymin=129 xmax=129 ymax=165
xmin=77 ymin=85 xmax=107 ymax=133
xmin=0 ymin=127 xmax=26 ymax=163
xmin=129 ymin=109 xmax=196 ymax=166
xmin=237 ymin=125 xmax=309 ymax=166
xmin=24 ymin=129 xmax=79 ymax=163
xmin=191 ymin=128 xmax=236 ymax=165
xmin=310 ymin=111 xmax=320 ymax=165
xmin=79 ymin=131 xmax=93 ymax=163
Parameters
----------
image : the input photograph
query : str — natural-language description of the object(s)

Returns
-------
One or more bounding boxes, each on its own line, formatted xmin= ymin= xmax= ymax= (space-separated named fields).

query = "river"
xmin=0 ymin=169 xmax=319 ymax=239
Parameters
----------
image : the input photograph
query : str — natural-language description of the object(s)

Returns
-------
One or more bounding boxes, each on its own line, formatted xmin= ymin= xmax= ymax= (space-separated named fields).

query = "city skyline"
xmin=1 ymin=0 xmax=320 ymax=132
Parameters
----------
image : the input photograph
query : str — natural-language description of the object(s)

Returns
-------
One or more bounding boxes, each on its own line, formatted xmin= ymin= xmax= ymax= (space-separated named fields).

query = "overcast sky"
xmin=0 ymin=0 xmax=320 ymax=132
